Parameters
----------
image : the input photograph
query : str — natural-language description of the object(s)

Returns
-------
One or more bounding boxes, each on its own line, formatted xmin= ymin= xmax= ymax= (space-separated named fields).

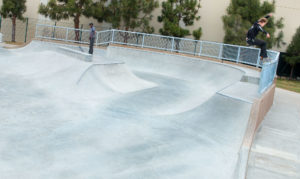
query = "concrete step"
xmin=247 ymin=145 xmax=300 ymax=178
xmin=247 ymin=166 xmax=298 ymax=179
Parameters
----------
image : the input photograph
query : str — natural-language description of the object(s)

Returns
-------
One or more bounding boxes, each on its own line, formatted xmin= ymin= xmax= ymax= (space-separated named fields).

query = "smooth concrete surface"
xmin=77 ymin=64 xmax=157 ymax=93
xmin=0 ymin=41 xmax=261 ymax=178
xmin=247 ymin=88 xmax=300 ymax=179
xmin=218 ymin=82 xmax=260 ymax=103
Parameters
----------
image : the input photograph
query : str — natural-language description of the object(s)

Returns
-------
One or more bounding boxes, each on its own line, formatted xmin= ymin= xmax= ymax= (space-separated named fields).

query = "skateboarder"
xmin=246 ymin=14 xmax=272 ymax=62
xmin=89 ymin=23 xmax=96 ymax=54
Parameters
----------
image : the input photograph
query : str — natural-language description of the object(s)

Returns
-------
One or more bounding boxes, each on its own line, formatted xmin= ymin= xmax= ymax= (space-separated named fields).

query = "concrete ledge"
xmin=236 ymin=83 xmax=276 ymax=179
xmin=58 ymin=46 xmax=93 ymax=62
xmin=34 ymin=38 xmax=108 ymax=50
xmin=240 ymin=75 xmax=260 ymax=85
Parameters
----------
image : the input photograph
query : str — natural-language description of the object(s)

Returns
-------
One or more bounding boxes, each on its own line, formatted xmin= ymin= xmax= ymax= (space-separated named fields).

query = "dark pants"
xmin=89 ymin=38 xmax=95 ymax=54
xmin=247 ymin=39 xmax=268 ymax=58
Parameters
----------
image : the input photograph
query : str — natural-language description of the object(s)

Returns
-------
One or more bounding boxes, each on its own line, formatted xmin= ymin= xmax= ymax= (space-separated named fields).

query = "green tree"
xmin=39 ymin=0 xmax=106 ymax=41
xmin=157 ymin=0 xmax=202 ymax=39
xmin=0 ymin=0 xmax=26 ymax=42
xmin=285 ymin=27 xmax=300 ymax=79
xmin=105 ymin=0 xmax=159 ymax=33
xmin=192 ymin=27 xmax=202 ymax=40
xmin=222 ymin=0 xmax=284 ymax=48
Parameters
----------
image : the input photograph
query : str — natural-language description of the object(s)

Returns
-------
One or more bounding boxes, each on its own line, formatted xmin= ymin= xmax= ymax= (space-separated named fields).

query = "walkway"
xmin=247 ymin=88 xmax=300 ymax=179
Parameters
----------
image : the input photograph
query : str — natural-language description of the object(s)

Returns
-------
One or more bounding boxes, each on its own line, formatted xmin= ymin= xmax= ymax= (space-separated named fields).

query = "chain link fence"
xmin=35 ymin=23 xmax=280 ymax=94
xmin=0 ymin=17 xmax=111 ymax=43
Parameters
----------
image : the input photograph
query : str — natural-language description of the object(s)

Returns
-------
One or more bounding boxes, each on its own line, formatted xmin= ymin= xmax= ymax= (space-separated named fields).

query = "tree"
xmin=0 ymin=0 xmax=26 ymax=42
xmin=157 ymin=0 xmax=202 ymax=39
xmin=39 ymin=0 xmax=106 ymax=41
xmin=285 ymin=26 xmax=300 ymax=79
xmin=104 ymin=0 xmax=158 ymax=44
xmin=222 ymin=0 xmax=284 ymax=48
xmin=192 ymin=27 xmax=202 ymax=40
xmin=105 ymin=0 xmax=159 ymax=33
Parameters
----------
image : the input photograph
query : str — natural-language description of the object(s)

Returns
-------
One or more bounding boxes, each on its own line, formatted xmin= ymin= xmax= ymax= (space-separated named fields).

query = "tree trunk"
xmin=74 ymin=15 xmax=80 ymax=41
xmin=290 ymin=64 xmax=295 ymax=79
xmin=11 ymin=16 xmax=16 ymax=42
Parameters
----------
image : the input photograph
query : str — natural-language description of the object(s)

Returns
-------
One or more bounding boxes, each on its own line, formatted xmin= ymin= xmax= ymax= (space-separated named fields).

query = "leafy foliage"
xmin=285 ymin=26 xmax=300 ymax=78
xmin=0 ymin=0 xmax=26 ymax=20
xmin=0 ymin=0 xmax=26 ymax=42
xmin=157 ymin=0 xmax=202 ymax=39
xmin=106 ymin=0 xmax=159 ymax=33
xmin=39 ymin=0 xmax=107 ymax=40
xmin=192 ymin=27 xmax=202 ymax=40
xmin=39 ymin=0 xmax=106 ymax=28
xmin=223 ymin=0 xmax=284 ymax=48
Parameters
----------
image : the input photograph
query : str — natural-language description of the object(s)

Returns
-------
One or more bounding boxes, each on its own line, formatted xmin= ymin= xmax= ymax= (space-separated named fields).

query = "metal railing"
xmin=35 ymin=24 xmax=279 ymax=94
xmin=258 ymin=51 xmax=280 ymax=93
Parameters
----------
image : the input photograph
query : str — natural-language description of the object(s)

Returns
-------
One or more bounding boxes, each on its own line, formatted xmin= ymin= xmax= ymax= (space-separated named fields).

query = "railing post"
xmin=198 ymin=41 xmax=203 ymax=56
xmin=236 ymin=46 xmax=241 ymax=64
xmin=272 ymin=53 xmax=280 ymax=79
xmin=65 ymin=28 xmax=69 ymax=41
xmin=142 ymin=33 xmax=145 ymax=48
xmin=52 ymin=21 xmax=56 ymax=38
xmin=193 ymin=41 xmax=197 ymax=56
xmin=79 ymin=24 xmax=83 ymax=42
xmin=96 ymin=31 xmax=99 ymax=46
xmin=218 ymin=44 xmax=223 ymax=60
xmin=111 ymin=29 xmax=115 ymax=43
xmin=136 ymin=33 xmax=139 ymax=46
xmin=274 ymin=60 xmax=279 ymax=79
xmin=171 ymin=37 xmax=175 ymax=52
xmin=256 ymin=49 xmax=261 ymax=67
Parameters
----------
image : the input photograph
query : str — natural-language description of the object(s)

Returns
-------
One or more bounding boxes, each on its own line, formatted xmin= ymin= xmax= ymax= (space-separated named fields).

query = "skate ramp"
xmin=106 ymin=46 xmax=248 ymax=115
xmin=0 ymin=42 xmax=154 ymax=99
xmin=0 ymin=41 xmax=260 ymax=179
xmin=107 ymin=46 xmax=245 ymax=83
xmin=77 ymin=63 xmax=156 ymax=93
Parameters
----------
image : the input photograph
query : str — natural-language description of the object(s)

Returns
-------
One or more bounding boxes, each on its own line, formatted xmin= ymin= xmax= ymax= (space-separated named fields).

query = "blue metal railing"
xmin=35 ymin=24 xmax=280 ymax=94
xmin=258 ymin=51 xmax=280 ymax=93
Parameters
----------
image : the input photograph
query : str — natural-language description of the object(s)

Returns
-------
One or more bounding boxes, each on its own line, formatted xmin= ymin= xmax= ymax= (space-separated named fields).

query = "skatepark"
xmin=0 ymin=26 xmax=282 ymax=178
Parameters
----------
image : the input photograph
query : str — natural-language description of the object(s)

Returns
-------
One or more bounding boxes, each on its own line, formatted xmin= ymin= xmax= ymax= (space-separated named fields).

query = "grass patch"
xmin=277 ymin=78 xmax=300 ymax=93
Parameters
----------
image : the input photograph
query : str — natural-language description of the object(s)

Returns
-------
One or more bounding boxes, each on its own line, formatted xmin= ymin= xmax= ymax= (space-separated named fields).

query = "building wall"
xmin=1 ymin=0 xmax=300 ymax=52
xmin=273 ymin=0 xmax=300 ymax=51
xmin=24 ymin=0 xmax=40 ymax=19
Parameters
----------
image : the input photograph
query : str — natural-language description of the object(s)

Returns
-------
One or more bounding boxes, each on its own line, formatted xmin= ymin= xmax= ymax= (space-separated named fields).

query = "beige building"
xmin=149 ymin=0 xmax=300 ymax=52
xmin=1 ymin=0 xmax=300 ymax=52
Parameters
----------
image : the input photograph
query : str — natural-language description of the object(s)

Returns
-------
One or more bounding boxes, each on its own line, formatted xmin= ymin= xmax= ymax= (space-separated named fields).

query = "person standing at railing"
xmin=89 ymin=23 xmax=96 ymax=54
xmin=246 ymin=14 xmax=272 ymax=62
